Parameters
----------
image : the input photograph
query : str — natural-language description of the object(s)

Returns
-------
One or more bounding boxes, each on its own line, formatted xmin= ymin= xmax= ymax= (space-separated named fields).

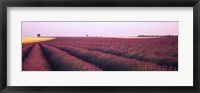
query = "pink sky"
xmin=22 ymin=22 xmax=178 ymax=37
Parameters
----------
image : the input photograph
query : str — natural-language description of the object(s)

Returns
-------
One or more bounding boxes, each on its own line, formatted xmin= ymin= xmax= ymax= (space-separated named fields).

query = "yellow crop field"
xmin=22 ymin=37 xmax=55 ymax=44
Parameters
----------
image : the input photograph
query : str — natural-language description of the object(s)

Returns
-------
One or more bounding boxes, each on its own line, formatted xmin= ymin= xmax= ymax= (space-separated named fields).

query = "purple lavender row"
xmin=40 ymin=43 xmax=102 ymax=71
xmin=51 ymin=44 xmax=176 ymax=71
xmin=23 ymin=43 xmax=52 ymax=71
xmin=22 ymin=43 xmax=34 ymax=60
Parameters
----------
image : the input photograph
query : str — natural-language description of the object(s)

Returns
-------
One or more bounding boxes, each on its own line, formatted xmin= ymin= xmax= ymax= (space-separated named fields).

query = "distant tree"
xmin=86 ymin=34 xmax=89 ymax=37
xmin=37 ymin=34 xmax=41 ymax=37
xmin=138 ymin=35 xmax=143 ymax=37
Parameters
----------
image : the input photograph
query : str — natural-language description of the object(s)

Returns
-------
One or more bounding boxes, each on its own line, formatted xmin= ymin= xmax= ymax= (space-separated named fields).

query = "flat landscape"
xmin=22 ymin=37 xmax=55 ymax=44
xmin=22 ymin=36 xmax=178 ymax=71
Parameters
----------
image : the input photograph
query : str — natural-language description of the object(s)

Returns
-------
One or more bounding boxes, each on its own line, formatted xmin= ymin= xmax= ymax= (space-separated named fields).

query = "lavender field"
xmin=22 ymin=37 xmax=178 ymax=71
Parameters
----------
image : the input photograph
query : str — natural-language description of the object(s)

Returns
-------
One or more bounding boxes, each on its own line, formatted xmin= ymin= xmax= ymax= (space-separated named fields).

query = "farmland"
xmin=22 ymin=37 xmax=55 ymax=44
xmin=22 ymin=37 xmax=178 ymax=71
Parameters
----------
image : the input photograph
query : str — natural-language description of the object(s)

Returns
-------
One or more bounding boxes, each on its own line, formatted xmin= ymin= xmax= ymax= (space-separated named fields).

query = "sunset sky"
xmin=22 ymin=21 xmax=178 ymax=37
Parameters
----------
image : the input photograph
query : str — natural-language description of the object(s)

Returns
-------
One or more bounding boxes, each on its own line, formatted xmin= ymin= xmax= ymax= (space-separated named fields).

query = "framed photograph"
xmin=0 ymin=0 xmax=199 ymax=93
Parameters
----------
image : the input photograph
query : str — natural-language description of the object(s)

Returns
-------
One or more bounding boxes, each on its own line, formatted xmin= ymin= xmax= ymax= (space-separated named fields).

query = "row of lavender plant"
xmin=23 ymin=43 xmax=52 ymax=71
xmin=74 ymin=44 xmax=178 ymax=67
xmin=22 ymin=43 xmax=34 ymax=60
xmin=49 ymin=44 xmax=176 ymax=71
xmin=40 ymin=43 xmax=101 ymax=71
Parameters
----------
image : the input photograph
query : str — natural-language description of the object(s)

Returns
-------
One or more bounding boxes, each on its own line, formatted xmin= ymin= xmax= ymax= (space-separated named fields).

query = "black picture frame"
xmin=0 ymin=0 xmax=199 ymax=93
